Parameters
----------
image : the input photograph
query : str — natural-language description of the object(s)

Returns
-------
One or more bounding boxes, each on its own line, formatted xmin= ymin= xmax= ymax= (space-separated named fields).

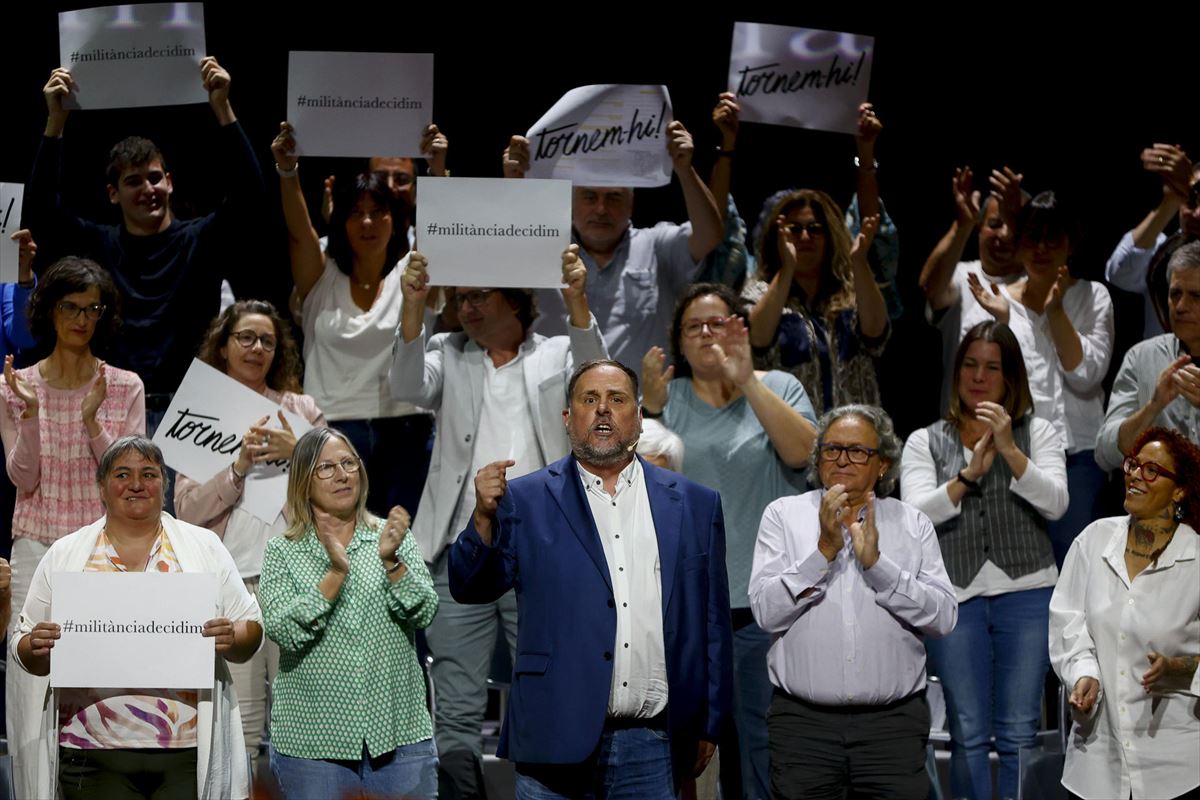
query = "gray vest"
xmin=926 ymin=418 xmax=1055 ymax=588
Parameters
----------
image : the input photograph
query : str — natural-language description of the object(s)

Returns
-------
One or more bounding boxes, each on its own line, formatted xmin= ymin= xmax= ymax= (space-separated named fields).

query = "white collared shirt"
xmin=1050 ymin=516 xmax=1200 ymax=800
xmin=579 ymin=458 xmax=668 ymax=718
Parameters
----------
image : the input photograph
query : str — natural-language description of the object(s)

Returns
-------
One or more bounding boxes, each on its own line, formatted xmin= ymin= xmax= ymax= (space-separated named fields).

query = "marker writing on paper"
xmin=736 ymin=52 xmax=867 ymax=96
xmin=0 ymin=197 xmax=13 ymax=234
xmin=532 ymin=101 xmax=668 ymax=161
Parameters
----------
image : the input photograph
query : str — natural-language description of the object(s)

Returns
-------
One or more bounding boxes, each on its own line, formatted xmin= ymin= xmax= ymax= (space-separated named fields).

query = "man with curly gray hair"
xmin=750 ymin=404 xmax=957 ymax=798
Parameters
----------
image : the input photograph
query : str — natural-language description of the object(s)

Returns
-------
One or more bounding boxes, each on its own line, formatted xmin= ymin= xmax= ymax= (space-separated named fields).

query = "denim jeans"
xmin=925 ymin=587 xmax=1053 ymax=800
xmin=269 ymin=740 xmax=438 ymax=800
xmin=728 ymin=613 xmax=772 ymax=800
xmin=514 ymin=725 xmax=674 ymax=799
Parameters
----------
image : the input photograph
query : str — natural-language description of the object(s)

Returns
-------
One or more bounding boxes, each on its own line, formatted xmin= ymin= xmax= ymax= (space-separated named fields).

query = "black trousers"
xmin=59 ymin=747 xmax=197 ymax=800
xmin=768 ymin=690 xmax=929 ymax=800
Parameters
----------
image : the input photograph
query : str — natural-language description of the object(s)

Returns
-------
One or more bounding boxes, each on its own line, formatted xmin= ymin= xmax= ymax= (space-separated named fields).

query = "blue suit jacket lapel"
xmin=547 ymin=457 xmax=613 ymax=593
xmin=644 ymin=457 xmax=682 ymax=613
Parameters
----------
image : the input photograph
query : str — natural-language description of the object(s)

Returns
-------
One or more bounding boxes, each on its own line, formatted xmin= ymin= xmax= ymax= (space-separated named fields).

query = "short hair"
xmin=96 ymin=435 xmax=169 ymax=506
xmin=28 ymin=256 xmax=122 ymax=353
xmin=196 ymin=300 xmax=304 ymax=393
xmin=1166 ymin=241 xmax=1200 ymax=282
xmin=284 ymin=427 xmax=376 ymax=540
xmin=751 ymin=188 xmax=855 ymax=316
xmin=325 ymin=172 xmax=407 ymax=280
xmin=106 ymin=136 xmax=166 ymax=186
xmin=637 ymin=419 xmax=684 ymax=471
xmin=977 ymin=187 xmax=1032 ymax=227
xmin=497 ymin=288 xmax=539 ymax=334
xmin=1128 ymin=426 xmax=1200 ymax=531
xmin=1017 ymin=190 xmax=1079 ymax=248
xmin=946 ymin=321 xmax=1034 ymax=426
xmin=806 ymin=404 xmax=903 ymax=495
xmin=566 ymin=359 xmax=639 ymax=405
xmin=669 ymin=283 xmax=749 ymax=380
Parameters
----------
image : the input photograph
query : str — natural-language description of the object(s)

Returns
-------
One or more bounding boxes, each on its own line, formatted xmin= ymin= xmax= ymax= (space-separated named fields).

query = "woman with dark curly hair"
xmin=174 ymin=299 xmax=325 ymax=764
xmin=1050 ymin=426 xmax=1200 ymax=799
xmin=1 ymin=255 xmax=144 ymax=629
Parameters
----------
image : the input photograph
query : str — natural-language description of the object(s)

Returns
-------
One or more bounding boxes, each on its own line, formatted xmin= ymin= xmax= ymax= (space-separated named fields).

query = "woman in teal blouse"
xmin=259 ymin=427 xmax=438 ymax=799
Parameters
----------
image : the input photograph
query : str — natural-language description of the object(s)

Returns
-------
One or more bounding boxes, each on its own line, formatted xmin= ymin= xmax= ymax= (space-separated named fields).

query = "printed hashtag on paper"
xmin=426 ymin=222 xmax=437 ymax=236
xmin=62 ymin=620 xmax=75 ymax=632
xmin=296 ymin=95 xmax=306 ymax=106
xmin=70 ymin=51 xmax=79 ymax=64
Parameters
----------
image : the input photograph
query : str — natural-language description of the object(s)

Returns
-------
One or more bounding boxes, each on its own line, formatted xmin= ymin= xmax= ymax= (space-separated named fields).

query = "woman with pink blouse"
xmin=174 ymin=299 xmax=325 ymax=764
xmin=1 ymin=255 xmax=145 ymax=631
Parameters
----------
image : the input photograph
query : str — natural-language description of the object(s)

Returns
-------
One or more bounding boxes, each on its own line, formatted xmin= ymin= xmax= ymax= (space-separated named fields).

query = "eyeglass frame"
xmin=783 ymin=221 xmax=827 ymax=238
xmin=1121 ymin=455 xmax=1178 ymax=484
xmin=313 ymin=457 xmax=361 ymax=480
xmin=818 ymin=443 xmax=880 ymax=465
xmin=55 ymin=300 xmax=107 ymax=321
xmin=681 ymin=316 xmax=730 ymax=338
xmin=229 ymin=329 xmax=278 ymax=352
xmin=453 ymin=289 xmax=497 ymax=309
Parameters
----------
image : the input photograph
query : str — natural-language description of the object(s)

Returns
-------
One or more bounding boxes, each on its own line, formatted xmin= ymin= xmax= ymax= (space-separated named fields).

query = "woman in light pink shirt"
xmin=1 ymin=255 xmax=145 ymax=632
xmin=174 ymin=299 xmax=325 ymax=763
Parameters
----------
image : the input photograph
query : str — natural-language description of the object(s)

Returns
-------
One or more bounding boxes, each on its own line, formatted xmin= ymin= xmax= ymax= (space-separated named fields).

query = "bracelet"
xmin=231 ymin=463 xmax=246 ymax=480
xmin=641 ymin=406 xmax=663 ymax=419
xmin=17 ymin=278 xmax=35 ymax=289
xmin=956 ymin=470 xmax=981 ymax=492
xmin=854 ymin=156 xmax=879 ymax=173
xmin=715 ymin=147 xmax=735 ymax=157
xmin=385 ymin=558 xmax=404 ymax=574
xmin=275 ymin=162 xmax=299 ymax=178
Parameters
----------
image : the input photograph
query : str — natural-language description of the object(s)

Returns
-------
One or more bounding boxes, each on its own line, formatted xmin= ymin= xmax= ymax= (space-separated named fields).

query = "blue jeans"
xmin=727 ymin=614 xmax=772 ymax=800
xmin=269 ymin=740 xmax=438 ymax=800
xmin=925 ymin=587 xmax=1052 ymax=800
xmin=1046 ymin=450 xmax=1106 ymax=568
xmin=514 ymin=726 xmax=674 ymax=799
xmin=331 ymin=415 xmax=433 ymax=518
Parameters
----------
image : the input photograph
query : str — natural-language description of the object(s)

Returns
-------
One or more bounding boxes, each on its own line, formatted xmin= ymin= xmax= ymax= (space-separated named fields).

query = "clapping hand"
xmin=967 ymin=272 xmax=1010 ymax=324
xmin=640 ymin=347 xmax=673 ymax=415
xmin=712 ymin=315 xmax=753 ymax=387
xmin=848 ymin=492 xmax=880 ymax=569
xmin=5 ymin=355 xmax=38 ymax=418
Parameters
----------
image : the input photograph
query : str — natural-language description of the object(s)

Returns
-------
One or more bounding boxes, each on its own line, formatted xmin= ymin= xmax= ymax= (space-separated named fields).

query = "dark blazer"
xmin=449 ymin=453 xmax=733 ymax=784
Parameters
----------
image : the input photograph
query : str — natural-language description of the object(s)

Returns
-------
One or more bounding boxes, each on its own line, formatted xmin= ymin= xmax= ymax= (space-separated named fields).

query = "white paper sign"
xmin=728 ymin=22 xmax=873 ymax=135
xmin=287 ymin=51 xmax=434 ymax=158
xmin=153 ymin=360 xmax=312 ymax=524
xmin=0 ymin=183 xmax=24 ymax=284
xmin=58 ymin=3 xmax=208 ymax=110
xmin=525 ymin=85 xmax=673 ymax=187
xmin=416 ymin=177 xmax=571 ymax=289
xmin=51 ymin=572 xmax=216 ymax=688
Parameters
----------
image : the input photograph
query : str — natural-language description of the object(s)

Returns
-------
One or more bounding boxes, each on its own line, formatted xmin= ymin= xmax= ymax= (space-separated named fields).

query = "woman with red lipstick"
xmin=173 ymin=299 xmax=325 ymax=765
xmin=1 ymin=256 xmax=144 ymax=631
xmin=1050 ymin=426 xmax=1200 ymax=799
xmin=900 ymin=320 xmax=1068 ymax=800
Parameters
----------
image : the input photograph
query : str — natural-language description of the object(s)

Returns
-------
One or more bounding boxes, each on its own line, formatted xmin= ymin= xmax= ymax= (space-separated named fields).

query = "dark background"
xmin=2 ymin=5 xmax=1195 ymax=436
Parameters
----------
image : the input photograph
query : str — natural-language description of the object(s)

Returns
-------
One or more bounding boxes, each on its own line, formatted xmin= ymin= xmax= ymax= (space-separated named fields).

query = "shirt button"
xmin=619 ymin=567 xmax=624 ymax=572
xmin=622 ymin=602 xmax=628 ymax=608
xmin=622 ymin=681 xmax=628 ymax=687
xmin=846 ymin=656 xmax=853 ymax=662
xmin=1120 ymin=670 xmax=1126 ymax=676
xmin=624 ymin=643 xmax=629 ymax=648
xmin=465 ymin=434 xmax=472 ymax=442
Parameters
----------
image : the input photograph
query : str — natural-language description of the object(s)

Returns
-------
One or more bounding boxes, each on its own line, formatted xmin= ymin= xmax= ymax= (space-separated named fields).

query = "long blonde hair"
xmin=283 ymin=428 xmax=378 ymax=540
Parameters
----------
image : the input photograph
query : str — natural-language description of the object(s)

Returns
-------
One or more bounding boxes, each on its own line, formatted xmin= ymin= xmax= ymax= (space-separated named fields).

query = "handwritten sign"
xmin=287 ymin=51 xmax=434 ymax=158
xmin=728 ymin=22 xmax=873 ymax=135
xmin=51 ymin=572 xmax=216 ymax=688
xmin=416 ymin=177 xmax=571 ymax=289
xmin=0 ymin=183 xmax=24 ymax=284
xmin=58 ymin=3 xmax=208 ymax=110
xmin=152 ymin=360 xmax=313 ymax=524
xmin=525 ymin=85 xmax=673 ymax=187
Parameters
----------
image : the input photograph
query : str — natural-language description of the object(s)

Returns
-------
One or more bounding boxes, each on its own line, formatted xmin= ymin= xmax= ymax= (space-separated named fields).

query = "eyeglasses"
xmin=783 ymin=222 xmax=826 ymax=238
xmin=314 ymin=457 xmax=361 ymax=480
xmin=819 ymin=444 xmax=879 ymax=464
xmin=681 ymin=317 xmax=729 ymax=338
xmin=453 ymin=290 xmax=496 ymax=309
xmin=56 ymin=300 xmax=106 ymax=321
xmin=230 ymin=330 xmax=278 ymax=352
xmin=1122 ymin=456 xmax=1177 ymax=483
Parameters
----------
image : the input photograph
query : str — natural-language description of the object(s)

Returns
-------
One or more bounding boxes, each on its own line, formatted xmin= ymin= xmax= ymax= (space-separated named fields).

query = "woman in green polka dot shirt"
xmin=259 ymin=427 xmax=439 ymax=799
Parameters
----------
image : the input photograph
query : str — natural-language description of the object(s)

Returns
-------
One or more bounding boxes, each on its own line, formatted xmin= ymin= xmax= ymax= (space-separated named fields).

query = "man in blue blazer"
xmin=449 ymin=359 xmax=733 ymax=797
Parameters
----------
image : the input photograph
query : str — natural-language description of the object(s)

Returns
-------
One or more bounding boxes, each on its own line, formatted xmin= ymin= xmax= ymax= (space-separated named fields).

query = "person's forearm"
xmin=1118 ymin=399 xmax=1164 ymax=458
xmin=211 ymin=97 xmax=235 ymax=126
xmin=997 ymin=443 xmax=1029 ymax=480
xmin=748 ymin=272 xmax=792 ymax=348
xmin=318 ymin=569 xmax=346 ymax=603
xmin=708 ymin=132 xmax=736 ymax=223
xmin=566 ymin=296 xmax=591 ymax=330
xmin=855 ymin=141 xmax=880 ymax=220
xmin=852 ymin=259 xmax=888 ymax=339
xmin=677 ymin=166 xmax=723 ymax=260
xmin=919 ymin=224 xmax=972 ymax=309
xmin=1132 ymin=198 xmax=1182 ymax=250
xmin=742 ymin=377 xmax=816 ymax=467
xmin=222 ymin=620 xmax=262 ymax=663
xmin=44 ymin=110 xmax=68 ymax=139
xmin=279 ymin=173 xmax=324 ymax=297
xmin=1047 ymin=308 xmax=1083 ymax=371
xmin=400 ymin=300 xmax=425 ymax=344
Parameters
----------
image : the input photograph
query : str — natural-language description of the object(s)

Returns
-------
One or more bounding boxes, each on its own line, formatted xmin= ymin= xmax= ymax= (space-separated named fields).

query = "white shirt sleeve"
xmin=1009 ymin=417 xmax=1069 ymax=520
xmin=900 ymin=428 xmax=960 ymax=525
xmin=1105 ymin=230 xmax=1166 ymax=292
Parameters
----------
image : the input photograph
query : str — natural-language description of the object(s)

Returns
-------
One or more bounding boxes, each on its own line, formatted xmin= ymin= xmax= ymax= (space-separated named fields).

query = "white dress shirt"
xmin=750 ymin=491 xmax=958 ymax=705
xmin=579 ymin=459 xmax=668 ymax=718
xmin=1049 ymin=517 xmax=1200 ymax=800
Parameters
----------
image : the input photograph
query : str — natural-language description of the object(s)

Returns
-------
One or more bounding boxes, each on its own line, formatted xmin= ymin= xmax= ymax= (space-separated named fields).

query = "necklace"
xmin=1125 ymin=546 xmax=1158 ymax=559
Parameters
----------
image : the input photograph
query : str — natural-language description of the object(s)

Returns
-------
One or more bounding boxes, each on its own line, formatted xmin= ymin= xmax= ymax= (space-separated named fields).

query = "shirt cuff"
xmin=862 ymin=551 xmax=902 ymax=596
xmin=779 ymin=549 xmax=833 ymax=601
xmin=387 ymin=563 xmax=428 ymax=611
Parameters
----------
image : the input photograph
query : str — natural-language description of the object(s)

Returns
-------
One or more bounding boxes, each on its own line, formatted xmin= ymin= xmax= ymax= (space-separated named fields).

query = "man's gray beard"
xmin=570 ymin=433 xmax=637 ymax=469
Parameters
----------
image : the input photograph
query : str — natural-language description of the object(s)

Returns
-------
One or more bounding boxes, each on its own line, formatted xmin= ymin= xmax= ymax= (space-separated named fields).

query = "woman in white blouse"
xmin=1050 ymin=426 xmax=1199 ymax=800
xmin=901 ymin=320 xmax=1068 ymax=800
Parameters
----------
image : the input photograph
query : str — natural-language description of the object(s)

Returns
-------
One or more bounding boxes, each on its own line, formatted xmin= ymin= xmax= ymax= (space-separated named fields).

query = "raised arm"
xmin=258 ymin=538 xmax=342 ymax=654
xmin=5 ymin=232 xmax=38 ymax=350
xmin=854 ymin=103 xmax=881 ymax=221
xmin=850 ymin=215 xmax=888 ymax=339
xmin=270 ymin=122 xmax=325 ymax=301
xmin=746 ymin=226 xmax=796 ymax=349
xmin=2 ymin=357 xmax=41 ymax=493
xmin=1100 ymin=353 xmax=1193 ymax=471
xmin=666 ymin=121 xmax=722 ymax=262
xmin=449 ymin=461 xmax=519 ymax=604
xmin=1132 ymin=144 xmax=1191 ymax=250
xmin=708 ymin=93 xmax=739 ymax=224
xmin=390 ymin=252 xmax=450 ymax=407
xmin=749 ymin=500 xmax=833 ymax=632
xmin=919 ymin=168 xmax=979 ymax=311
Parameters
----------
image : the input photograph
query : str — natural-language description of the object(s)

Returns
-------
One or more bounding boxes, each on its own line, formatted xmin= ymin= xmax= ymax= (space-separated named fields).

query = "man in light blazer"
xmin=388 ymin=246 xmax=606 ymax=797
xmin=450 ymin=359 xmax=733 ymax=798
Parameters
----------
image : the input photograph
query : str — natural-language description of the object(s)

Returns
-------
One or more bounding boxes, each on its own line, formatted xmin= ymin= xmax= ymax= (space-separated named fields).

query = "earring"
xmin=1174 ymin=503 xmax=1184 ymax=522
